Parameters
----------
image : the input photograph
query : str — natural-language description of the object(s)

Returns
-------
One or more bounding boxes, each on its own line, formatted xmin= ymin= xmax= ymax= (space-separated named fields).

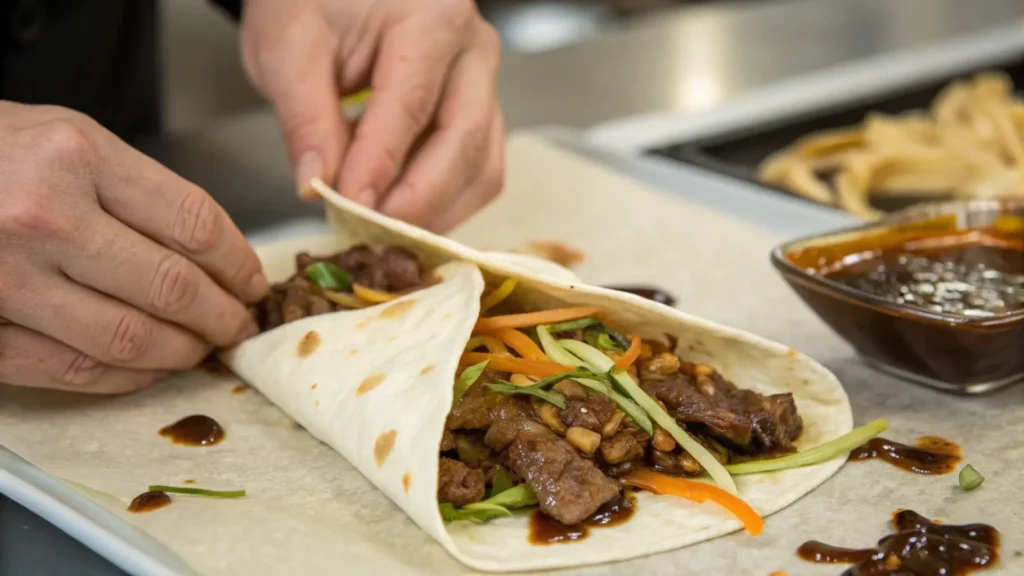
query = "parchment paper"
xmin=1 ymin=134 xmax=1022 ymax=575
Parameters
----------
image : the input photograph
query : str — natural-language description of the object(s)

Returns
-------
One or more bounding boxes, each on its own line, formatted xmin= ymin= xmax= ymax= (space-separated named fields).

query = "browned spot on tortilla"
xmin=356 ymin=319 xmax=371 ymax=329
xmin=390 ymin=336 xmax=397 ymax=342
xmin=402 ymin=472 xmax=411 ymax=493
xmin=231 ymin=384 xmax=248 ymax=394
xmin=515 ymin=240 xmax=585 ymax=268
xmin=349 ymin=349 xmax=359 ymax=356
xmin=420 ymin=364 xmax=436 ymax=376
xmin=183 ymin=479 xmax=195 ymax=485
xmin=788 ymin=348 xmax=799 ymax=357
xmin=315 ymin=400 xmax=320 ymax=407
xmin=311 ymin=383 xmax=318 ymax=390
xmin=374 ymin=430 xmax=397 ymax=467
xmin=443 ymin=313 xmax=452 ymax=319
xmin=297 ymin=331 xmax=322 ymax=358
xmin=357 ymin=373 xmax=387 ymax=396
xmin=379 ymin=299 xmax=417 ymax=320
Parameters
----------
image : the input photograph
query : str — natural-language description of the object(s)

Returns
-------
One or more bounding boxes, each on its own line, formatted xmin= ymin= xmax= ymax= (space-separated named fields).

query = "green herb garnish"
xmin=547 ymin=317 xmax=601 ymax=333
xmin=453 ymin=361 xmax=488 ymax=406
xmin=439 ymin=502 xmax=510 ymax=523
xmin=959 ymin=464 xmax=984 ymax=491
xmin=305 ymin=262 xmax=352 ymax=291
xmin=724 ymin=418 xmax=888 ymax=475
xmin=147 ymin=485 xmax=245 ymax=498
xmin=485 ymin=483 xmax=538 ymax=508
xmin=490 ymin=467 xmax=516 ymax=497
xmin=485 ymin=381 xmax=566 ymax=409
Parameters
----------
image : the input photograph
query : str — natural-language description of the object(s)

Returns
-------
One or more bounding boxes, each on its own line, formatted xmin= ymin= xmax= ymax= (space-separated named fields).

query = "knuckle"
xmin=34 ymin=118 xmax=96 ymax=168
xmin=107 ymin=311 xmax=153 ymax=362
xmin=150 ymin=253 xmax=200 ymax=314
xmin=458 ymin=122 xmax=491 ymax=170
xmin=438 ymin=0 xmax=476 ymax=28
xmin=172 ymin=186 xmax=219 ymax=253
xmin=61 ymin=353 xmax=104 ymax=387
xmin=0 ymin=189 xmax=75 ymax=241
xmin=477 ymin=22 xmax=502 ymax=56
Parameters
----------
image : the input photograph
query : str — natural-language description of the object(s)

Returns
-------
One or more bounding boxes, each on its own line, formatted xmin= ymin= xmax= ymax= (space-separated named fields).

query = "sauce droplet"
xmin=159 ymin=415 xmax=225 ymax=447
xmin=850 ymin=436 xmax=961 ymax=474
xmin=528 ymin=492 xmax=636 ymax=545
xmin=127 ymin=491 xmax=171 ymax=513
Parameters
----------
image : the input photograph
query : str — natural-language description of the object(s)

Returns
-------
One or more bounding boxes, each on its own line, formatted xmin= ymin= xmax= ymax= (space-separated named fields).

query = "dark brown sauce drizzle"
xmin=159 ymin=415 xmax=225 ymax=446
xmin=528 ymin=492 xmax=636 ymax=545
xmin=798 ymin=509 xmax=999 ymax=575
xmin=850 ymin=436 xmax=961 ymax=474
xmin=602 ymin=285 xmax=676 ymax=307
xmin=127 ymin=491 xmax=171 ymax=513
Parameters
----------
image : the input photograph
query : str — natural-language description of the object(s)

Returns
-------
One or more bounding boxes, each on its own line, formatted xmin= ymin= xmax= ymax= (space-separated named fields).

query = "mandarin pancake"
xmin=159 ymin=415 xmax=225 ymax=446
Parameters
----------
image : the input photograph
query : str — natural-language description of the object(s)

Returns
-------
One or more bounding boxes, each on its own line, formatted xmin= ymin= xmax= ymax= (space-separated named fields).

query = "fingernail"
xmin=296 ymin=151 xmax=323 ymax=199
xmin=246 ymin=272 xmax=269 ymax=301
xmin=237 ymin=320 xmax=260 ymax=342
xmin=355 ymin=187 xmax=376 ymax=208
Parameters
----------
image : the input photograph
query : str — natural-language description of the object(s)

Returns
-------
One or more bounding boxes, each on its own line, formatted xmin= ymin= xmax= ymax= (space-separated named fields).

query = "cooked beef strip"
xmin=558 ymin=395 xmax=616 ymax=432
xmin=640 ymin=368 xmax=802 ymax=454
xmin=453 ymin=432 xmax=498 ymax=470
xmin=446 ymin=378 xmax=533 ymax=430
xmin=438 ymin=457 xmax=486 ymax=506
xmin=253 ymin=244 xmax=428 ymax=331
xmin=440 ymin=429 xmax=457 ymax=453
xmin=485 ymin=418 xmax=620 ymax=525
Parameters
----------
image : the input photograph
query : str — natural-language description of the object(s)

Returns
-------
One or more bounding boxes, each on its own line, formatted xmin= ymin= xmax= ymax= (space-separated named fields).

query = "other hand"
xmin=0 ymin=103 xmax=267 ymax=393
xmin=241 ymin=0 xmax=505 ymax=233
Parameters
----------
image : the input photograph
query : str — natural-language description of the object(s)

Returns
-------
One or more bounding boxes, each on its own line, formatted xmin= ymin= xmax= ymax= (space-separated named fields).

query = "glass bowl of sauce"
xmin=771 ymin=198 xmax=1024 ymax=395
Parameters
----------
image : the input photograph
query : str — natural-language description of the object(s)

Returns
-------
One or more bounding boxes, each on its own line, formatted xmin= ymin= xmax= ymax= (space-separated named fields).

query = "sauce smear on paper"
xmin=529 ymin=492 xmax=636 ymax=545
xmin=798 ymin=509 xmax=999 ymax=575
xmin=127 ymin=491 xmax=171 ymax=513
xmin=159 ymin=415 xmax=225 ymax=446
xmin=849 ymin=436 xmax=961 ymax=474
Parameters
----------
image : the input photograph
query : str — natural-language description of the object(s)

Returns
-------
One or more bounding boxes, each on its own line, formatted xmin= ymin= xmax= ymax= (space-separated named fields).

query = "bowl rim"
xmin=769 ymin=197 xmax=1024 ymax=329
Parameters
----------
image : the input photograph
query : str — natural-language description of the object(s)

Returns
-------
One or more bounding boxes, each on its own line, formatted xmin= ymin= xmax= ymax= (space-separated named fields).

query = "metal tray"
xmin=646 ymin=54 xmax=1024 ymax=213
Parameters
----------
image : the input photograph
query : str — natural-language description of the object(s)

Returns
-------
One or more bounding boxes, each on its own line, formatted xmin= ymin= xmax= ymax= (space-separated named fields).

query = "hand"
xmin=0 ymin=103 xmax=267 ymax=393
xmin=241 ymin=0 xmax=505 ymax=233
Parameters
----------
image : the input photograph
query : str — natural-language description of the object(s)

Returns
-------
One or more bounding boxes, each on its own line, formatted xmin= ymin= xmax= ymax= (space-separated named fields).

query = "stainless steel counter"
xmin=497 ymin=0 xmax=1024 ymax=130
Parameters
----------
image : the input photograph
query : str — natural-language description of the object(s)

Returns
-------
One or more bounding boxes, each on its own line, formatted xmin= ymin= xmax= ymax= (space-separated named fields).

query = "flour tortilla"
xmin=220 ymin=179 xmax=852 ymax=573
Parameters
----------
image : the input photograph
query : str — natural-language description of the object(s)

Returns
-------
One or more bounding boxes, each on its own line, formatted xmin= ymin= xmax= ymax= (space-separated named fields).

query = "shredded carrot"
xmin=481 ymin=278 xmax=518 ymax=312
xmin=614 ymin=335 xmax=643 ymax=370
xmin=321 ymin=290 xmax=368 ymax=309
xmin=474 ymin=307 xmax=602 ymax=334
xmin=486 ymin=328 xmax=548 ymax=361
xmin=623 ymin=469 xmax=764 ymax=536
xmin=464 ymin=336 xmax=511 ymax=356
xmin=459 ymin=353 xmax=573 ymax=378
xmin=353 ymin=283 xmax=399 ymax=304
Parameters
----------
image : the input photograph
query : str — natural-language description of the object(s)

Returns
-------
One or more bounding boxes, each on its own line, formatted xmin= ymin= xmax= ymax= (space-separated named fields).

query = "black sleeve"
xmin=207 ymin=0 xmax=243 ymax=21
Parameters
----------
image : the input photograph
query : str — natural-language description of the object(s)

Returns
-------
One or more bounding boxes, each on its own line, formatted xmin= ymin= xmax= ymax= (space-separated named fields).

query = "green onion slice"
xmin=305 ymin=262 xmax=352 ymax=291
xmin=546 ymin=317 xmax=601 ymax=333
xmin=148 ymin=485 xmax=245 ymax=498
xmin=559 ymin=339 xmax=737 ymax=494
xmin=485 ymin=381 xmax=566 ymax=409
xmin=453 ymin=361 xmax=488 ymax=406
xmin=959 ymin=464 xmax=984 ymax=491
xmin=725 ymin=418 xmax=888 ymax=475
